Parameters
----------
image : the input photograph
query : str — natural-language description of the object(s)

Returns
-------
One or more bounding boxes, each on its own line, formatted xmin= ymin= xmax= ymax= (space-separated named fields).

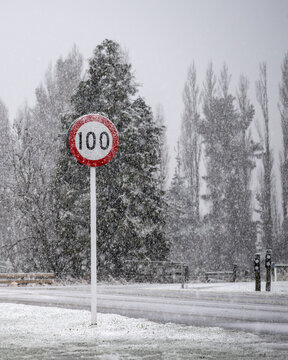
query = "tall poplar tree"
xmin=167 ymin=63 xmax=203 ymax=271
xmin=155 ymin=105 xmax=169 ymax=192
xmin=180 ymin=63 xmax=201 ymax=222
xmin=280 ymin=53 xmax=288 ymax=218
xmin=200 ymin=64 xmax=257 ymax=269
xmin=166 ymin=143 xmax=191 ymax=263
xmin=256 ymin=63 xmax=273 ymax=250
xmin=279 ymin=51 xmax=288 ymax=259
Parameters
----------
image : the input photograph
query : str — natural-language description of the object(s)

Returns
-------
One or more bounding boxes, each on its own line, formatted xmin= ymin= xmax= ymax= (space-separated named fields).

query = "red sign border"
xmin=68 ymin=114 xmax=119 ymax=167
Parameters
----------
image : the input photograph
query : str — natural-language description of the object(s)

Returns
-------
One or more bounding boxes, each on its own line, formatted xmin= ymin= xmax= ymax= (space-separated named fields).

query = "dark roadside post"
xmin=232 ymin=264 xmax=237 ymax=282
xmin=254 ymin=253 xmax=261 ymax=291
xmin=181 ymin=263 xmax=185 ymax=289
xmin=265 ymin=249 xmax=272 ymax=292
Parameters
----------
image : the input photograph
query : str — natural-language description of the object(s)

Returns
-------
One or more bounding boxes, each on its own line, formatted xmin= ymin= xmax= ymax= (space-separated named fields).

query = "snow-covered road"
xmin=1 ymin=282 xmax=288 ymax=337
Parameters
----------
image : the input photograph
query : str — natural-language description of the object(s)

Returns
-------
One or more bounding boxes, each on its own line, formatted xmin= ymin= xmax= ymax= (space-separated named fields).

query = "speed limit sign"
xmin=68 ymin=114 xmax=119 ymax=167
xmin=67 ymin=113 xmax=119 ymax=326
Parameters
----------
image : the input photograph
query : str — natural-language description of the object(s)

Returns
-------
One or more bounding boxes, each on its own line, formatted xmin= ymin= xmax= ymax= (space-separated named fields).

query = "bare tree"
xmin=0 ymin=99 xmax=14 ymax=263
xmin=9 ymin=48 xmax=83 ymax=274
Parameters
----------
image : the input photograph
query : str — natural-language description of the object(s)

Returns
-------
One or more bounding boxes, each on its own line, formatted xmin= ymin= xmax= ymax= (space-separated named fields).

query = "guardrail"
xmin=273 ymin=263 xmax=288 ymax=282
xmin=205 ymin=265 xmax=237 ymax=283
xmin=0 ymin=273 xmax=55 ymax=286
xmin=123 ymin=260 xmax=189 ymax=284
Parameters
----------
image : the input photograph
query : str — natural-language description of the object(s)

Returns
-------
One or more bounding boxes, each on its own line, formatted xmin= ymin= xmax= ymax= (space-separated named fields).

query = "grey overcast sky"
xmin=0 ymin=0 xmax=288 ymax=178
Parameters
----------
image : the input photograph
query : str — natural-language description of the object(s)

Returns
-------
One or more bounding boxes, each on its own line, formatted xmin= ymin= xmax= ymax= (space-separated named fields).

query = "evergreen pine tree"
xmin=54 ymin=39 xmax=169 ymax=279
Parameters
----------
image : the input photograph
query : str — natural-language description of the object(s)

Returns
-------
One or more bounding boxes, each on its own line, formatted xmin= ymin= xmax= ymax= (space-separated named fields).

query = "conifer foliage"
xmin=55 ymin=40 xmax=169 ymax=279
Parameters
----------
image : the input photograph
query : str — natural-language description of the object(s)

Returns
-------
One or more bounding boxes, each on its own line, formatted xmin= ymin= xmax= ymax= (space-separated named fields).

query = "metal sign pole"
xmin=68 ymin=114 xmax=119 ymax=325
xmin=90 ymin=166 xmax=97 ymax=325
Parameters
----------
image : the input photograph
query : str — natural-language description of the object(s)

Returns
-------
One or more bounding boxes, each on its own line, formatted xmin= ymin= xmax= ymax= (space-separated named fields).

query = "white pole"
xmin=274 ymin=266 xmax=277 ymax=282
xmin=90 ymin=166 xmax=97 ymax=325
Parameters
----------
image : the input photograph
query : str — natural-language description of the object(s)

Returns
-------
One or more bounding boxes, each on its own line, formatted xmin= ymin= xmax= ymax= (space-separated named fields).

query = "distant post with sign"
xmin=68 ymin=114 xmax=119 ymax=325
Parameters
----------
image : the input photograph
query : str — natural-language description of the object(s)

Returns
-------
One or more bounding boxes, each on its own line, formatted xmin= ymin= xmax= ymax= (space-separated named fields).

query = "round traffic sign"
xmin=68 ymin=114 xmax=119 ymax=167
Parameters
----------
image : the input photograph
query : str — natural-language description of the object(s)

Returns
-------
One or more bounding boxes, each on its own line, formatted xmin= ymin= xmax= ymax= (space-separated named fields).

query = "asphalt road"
xmin=1 ymin=283 xmax=288 ymax=338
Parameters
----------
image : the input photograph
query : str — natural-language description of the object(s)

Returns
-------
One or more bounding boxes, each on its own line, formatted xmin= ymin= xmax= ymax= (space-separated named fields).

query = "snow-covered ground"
xmin=1 ymin=303 xmax=287 ymax=360
xmin=152 ymin=280 xmax=288 ymax=294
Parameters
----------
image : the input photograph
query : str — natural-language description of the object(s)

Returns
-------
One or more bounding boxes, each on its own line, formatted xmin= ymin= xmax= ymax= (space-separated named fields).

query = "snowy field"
xmin=1 ymin=303 xmax=288 ymax=360
xmin=158 ymin=280 xmax=288 ymax=294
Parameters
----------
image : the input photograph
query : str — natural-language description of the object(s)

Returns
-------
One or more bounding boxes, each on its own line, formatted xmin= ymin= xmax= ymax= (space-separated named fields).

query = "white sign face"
xmin=68 ymin=114 xmax=119 ymax=167
xmin=75 ymin=121 xmax=113 ymax=161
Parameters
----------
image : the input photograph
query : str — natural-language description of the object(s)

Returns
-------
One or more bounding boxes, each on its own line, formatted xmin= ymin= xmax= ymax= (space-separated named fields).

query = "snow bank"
xmin=144 ymin=280 xmax=288 ymax=294
xmin=191 ymin=280 xmax=288 ymax=294
xmin=0 ymin=303 xmax=285 ymax=359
